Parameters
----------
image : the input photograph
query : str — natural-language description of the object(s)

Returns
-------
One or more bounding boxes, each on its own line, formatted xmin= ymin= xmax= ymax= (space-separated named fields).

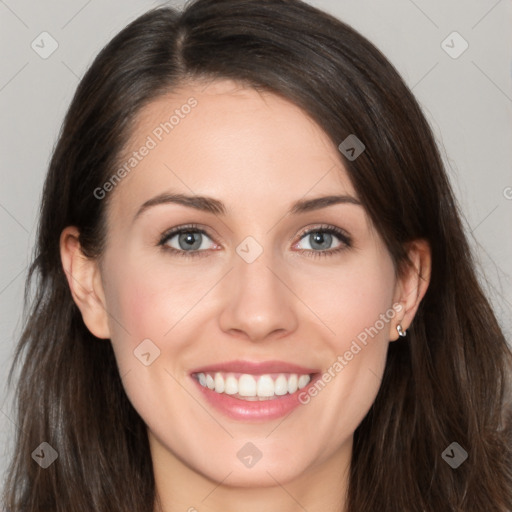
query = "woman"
xmin=4 ymin=0 xmax=511 ymax=511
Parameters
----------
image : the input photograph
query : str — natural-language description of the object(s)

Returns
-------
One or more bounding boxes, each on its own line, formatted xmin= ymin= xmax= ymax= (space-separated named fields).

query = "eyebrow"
xmin=133 ymin=191 xmax=362 ymax=222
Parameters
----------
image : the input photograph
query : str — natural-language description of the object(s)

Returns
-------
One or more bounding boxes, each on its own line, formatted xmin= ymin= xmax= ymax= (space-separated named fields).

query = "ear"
xmin=59 ymin=226 xmax=111 ymax=339
xmin=389 ymin=238 xmax=431 ymax=341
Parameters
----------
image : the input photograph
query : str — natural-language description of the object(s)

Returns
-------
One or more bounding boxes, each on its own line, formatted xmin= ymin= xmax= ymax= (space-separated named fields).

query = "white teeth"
xmin=288 ymin=374 xmax=298 ymax=394
xmin=238 ymin=374 xmax=257 ymax=397
xmin=205 ymin=374 xmax=215 ymax=390
xmin=224 ymin=375 xmax=238 ymax=395
xmin=257 ymin=375 xmax=275 ymax=397
xmin=214 ymin=372 xmax=225 ymax=393
xmin=274 ymin=374 xmax=288 ymax=395
xmin=195 ymin=372 xmax=312 ymax=398
xmin=298 ymin=374 xmax=310 ymax=389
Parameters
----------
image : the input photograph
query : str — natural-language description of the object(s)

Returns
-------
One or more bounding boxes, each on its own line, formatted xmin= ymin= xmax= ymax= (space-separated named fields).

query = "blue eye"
xmin=158 ymin=223 xmax=352 ymax=259
xmin=159 ymin=224 xmax=215 ymax=258
xmin=294 ymin=226 xmax=352 ymax=258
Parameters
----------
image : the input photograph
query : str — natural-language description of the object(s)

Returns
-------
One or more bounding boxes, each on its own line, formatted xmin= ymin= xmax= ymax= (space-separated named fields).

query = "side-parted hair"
xmin=4 ymin=0 xmax=512 ymax=510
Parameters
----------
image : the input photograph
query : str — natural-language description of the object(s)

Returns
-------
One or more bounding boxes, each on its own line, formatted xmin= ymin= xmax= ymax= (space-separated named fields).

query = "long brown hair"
xmin=4 ymin=0 xmax=512 ymax=510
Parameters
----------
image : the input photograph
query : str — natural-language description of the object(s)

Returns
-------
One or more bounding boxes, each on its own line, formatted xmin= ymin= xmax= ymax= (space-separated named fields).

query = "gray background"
xmin=1 ymin=0 xmax=511 ymax=485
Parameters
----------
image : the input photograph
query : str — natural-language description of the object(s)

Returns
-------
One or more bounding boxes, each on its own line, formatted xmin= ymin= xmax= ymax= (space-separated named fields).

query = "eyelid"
xmin=158 ymin=223 xmax=219 ymax=247
xmin=294 ymin=224 xmax=352 ymax=245
xmin=158 ymin=222 xmax=352 ymax=257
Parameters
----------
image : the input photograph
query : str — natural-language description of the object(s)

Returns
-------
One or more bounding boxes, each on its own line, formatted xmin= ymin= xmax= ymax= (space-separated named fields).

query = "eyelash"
xmin=157 ymin=223 xmax=352 ymax=260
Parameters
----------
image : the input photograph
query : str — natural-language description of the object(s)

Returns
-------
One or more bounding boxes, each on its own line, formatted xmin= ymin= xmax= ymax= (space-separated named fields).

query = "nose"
xmin=217 ymin=246 xmax=299 ymax=343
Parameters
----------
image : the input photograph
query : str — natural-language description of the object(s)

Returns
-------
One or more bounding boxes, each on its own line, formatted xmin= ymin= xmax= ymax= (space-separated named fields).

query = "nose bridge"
xmin=218 ymin=234 xmax=298 ymax=340
xmin=235 ymin=239 xmax=278 ymax=296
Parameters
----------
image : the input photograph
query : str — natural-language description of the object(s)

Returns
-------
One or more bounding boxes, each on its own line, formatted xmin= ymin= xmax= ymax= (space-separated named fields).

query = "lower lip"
xmin=191 ymin=374 xmax=319 ymax=421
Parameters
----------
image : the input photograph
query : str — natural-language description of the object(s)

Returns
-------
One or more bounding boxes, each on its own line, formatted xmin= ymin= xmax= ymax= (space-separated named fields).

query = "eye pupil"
xmin=310 ymin=232 xmax=332 ymax=250
xmin=179 ymin=232 xmax=202 ymax=250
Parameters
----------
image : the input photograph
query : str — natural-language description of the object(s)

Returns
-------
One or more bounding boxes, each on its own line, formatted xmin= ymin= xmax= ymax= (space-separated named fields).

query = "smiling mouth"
xmin=192 ymin=371 xmax=318 ymax=401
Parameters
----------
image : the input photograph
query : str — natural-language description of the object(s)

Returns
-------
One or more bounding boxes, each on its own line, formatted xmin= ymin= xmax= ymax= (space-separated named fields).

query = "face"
xmin=88 ymin=79 xmax=406 ymax=487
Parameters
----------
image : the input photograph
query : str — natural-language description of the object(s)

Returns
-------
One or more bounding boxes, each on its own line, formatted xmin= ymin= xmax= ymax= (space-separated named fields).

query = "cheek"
xmin=300 ymin=251 xmax=397 ymax=392
xmin=102 ymin=252 xmax=222 ymax=370
xmin=99 ymin=253 xmax=179 ymax=362
xmin=296 ymin=249 xmax=396 ymax=423
xmin=299 ymin=250 xmax=397 ymax=350
xmin=100 ymin=258 xmax=199 ymax=421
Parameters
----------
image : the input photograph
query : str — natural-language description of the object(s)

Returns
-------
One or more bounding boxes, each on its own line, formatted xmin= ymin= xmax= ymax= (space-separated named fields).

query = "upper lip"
xmin=190 ymin=359 xmax=320 ymax=376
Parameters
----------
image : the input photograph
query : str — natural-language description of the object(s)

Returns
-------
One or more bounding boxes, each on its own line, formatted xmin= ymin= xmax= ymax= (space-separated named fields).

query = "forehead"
xmin=108 ymin=78 xmax=358 ymax=223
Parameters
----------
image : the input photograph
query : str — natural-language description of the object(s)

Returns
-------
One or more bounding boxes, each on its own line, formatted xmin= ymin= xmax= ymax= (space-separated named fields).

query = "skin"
xmin=60 ymin=79 xmax=431 ymax=512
